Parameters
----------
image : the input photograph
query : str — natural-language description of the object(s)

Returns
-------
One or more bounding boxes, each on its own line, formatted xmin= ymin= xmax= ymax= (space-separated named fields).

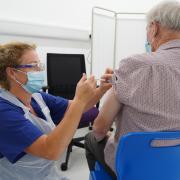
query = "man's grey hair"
xmin=146 ymin=1 xmax=180 ymax=30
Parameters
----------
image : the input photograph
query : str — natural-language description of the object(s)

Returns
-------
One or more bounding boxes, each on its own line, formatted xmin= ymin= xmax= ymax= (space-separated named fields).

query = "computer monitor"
xmin=47 ymin=53 xmax=86 ymax=99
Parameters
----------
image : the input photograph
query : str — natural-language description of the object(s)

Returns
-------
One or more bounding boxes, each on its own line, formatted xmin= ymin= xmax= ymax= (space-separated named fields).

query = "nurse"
xmin=0 ymin=42 xmax=112 ymax=180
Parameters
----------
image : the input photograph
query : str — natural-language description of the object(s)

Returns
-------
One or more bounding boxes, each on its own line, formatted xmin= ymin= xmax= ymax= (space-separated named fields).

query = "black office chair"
xmin=46 ymin=53 xmax=99 ymax=171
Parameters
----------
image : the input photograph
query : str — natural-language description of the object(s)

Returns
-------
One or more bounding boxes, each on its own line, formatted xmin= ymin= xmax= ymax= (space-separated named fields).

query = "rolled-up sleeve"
xmin=112 ymin=57 xmax=152 ymax=105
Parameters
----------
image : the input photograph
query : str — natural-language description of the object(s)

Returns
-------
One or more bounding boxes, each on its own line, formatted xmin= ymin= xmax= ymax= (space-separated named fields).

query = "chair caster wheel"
xmin=61 ymin=163 xmax=68 ymax=171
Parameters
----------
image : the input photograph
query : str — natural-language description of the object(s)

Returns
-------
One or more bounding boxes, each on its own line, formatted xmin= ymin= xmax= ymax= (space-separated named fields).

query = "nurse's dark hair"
xmin=0 ymin=42 xmax=36 ymax=90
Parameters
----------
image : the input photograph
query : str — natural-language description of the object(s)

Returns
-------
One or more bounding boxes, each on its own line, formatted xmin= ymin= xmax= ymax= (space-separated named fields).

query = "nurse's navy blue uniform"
xmin=0 ymin=90 xmax=69 ymax=180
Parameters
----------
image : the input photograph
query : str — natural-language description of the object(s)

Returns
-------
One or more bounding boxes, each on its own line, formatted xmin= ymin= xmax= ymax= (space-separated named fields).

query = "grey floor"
xmin=57 ymin=127 xmax=90 ymax=180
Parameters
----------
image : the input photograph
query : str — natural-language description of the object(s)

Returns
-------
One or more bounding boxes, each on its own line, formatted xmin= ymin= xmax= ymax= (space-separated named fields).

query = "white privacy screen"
xmin=91 ymin=8 xmax=147 ymax=78
xmin=91 ymin=9 xmax=116 ymax=79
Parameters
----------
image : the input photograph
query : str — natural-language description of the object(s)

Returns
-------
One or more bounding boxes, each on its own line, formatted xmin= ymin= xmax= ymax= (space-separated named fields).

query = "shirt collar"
xmin=157 ymin=39 xmax=180 ymax=52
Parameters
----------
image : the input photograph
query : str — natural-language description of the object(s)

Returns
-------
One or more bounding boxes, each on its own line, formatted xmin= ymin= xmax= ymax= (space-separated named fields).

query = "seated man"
xmin=85 ymin=1 xmax=180 ymax=179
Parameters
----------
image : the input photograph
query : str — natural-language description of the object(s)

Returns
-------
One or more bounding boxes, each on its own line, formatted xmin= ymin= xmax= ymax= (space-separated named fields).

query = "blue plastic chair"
xmin=89 ymin=161 xmax=112 ymax=180
xmin=90 ymin=131 xmax=180 ymax=180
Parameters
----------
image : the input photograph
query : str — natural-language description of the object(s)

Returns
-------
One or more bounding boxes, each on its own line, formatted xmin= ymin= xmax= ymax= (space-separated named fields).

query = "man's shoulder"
xmin=119 ymin=52 xmax=163 ymax=68
xmin=118 ymin=53 xmax=153 ymax=69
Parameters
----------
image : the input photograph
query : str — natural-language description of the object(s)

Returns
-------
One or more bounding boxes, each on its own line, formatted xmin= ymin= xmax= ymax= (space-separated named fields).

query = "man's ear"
xmin=151 ymin=21 xmax=159 ymax=37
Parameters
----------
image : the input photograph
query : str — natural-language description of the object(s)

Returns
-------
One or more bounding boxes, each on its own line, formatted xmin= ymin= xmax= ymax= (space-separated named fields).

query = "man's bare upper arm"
xmin=93 ymin=88 xmax=122 ymax=139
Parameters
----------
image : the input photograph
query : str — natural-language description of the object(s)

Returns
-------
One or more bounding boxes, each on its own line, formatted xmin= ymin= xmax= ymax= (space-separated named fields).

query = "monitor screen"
xmin=47 ymin=53 xmax=86 ymax=87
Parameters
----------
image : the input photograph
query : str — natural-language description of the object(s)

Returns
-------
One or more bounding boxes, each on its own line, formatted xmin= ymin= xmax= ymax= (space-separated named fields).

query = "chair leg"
xmin=61 ymin=143 xmax=73 ymax=171
xmin=73 ymin=141 xmax=85 ymax=148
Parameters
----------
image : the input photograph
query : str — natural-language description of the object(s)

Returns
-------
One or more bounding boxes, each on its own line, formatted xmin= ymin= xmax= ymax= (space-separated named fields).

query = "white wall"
xmin=0 ymin=0 xmax=168 ymax=84
xmin=0 ymin=0 xmax=165 ymax=30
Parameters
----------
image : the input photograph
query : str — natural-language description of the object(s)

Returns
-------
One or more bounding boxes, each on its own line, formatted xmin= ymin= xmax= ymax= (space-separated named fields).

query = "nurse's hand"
xmin=74 ymin=73 xmax=97 ymax=106
xmin=99 ymin=68 xmax=114 ymax=93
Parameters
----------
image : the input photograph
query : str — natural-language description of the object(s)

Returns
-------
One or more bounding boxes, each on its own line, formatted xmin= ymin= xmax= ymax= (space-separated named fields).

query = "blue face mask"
xmin=15 ymin=70 xmax=45 ymax=94
xmin=145 ymin=41 xmax=152 ymax=53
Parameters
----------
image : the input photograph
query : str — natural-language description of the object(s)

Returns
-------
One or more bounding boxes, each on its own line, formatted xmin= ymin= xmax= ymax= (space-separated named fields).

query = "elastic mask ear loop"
xmin=13 ymin=69 xmax=27 ymax=87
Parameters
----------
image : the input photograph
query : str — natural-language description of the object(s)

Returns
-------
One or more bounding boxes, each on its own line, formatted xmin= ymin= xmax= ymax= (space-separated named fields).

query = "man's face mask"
xmin=145 ymin=41 xmax=152 ymax=53
xmin=14 ymin=69 xmax=45 ymax=94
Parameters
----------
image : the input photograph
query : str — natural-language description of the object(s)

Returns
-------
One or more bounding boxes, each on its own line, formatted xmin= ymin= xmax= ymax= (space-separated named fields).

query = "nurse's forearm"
xmin=45 ymin=99 xmax=86 ymax=159
xmin=25 ymin=99 xmax=86 ymax=160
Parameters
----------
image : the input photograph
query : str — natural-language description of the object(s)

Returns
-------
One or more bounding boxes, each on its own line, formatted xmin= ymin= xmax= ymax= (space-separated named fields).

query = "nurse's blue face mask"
xmin=13 ymin=63 xmax=45 ymax=94
xmin=145 ymin=41 xmax=152 ymax=53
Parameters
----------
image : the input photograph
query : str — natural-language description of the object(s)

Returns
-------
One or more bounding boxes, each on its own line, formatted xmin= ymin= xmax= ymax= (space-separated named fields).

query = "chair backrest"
xmin=47 ymin=53 xmax=86 ymax=99
xmin=116 ymin=131 xmax=180 ymax=180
